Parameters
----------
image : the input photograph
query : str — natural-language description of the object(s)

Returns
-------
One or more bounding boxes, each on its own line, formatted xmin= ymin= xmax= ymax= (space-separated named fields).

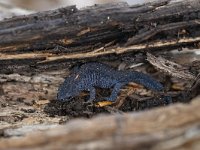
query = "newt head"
xmin=57 ymin=74 xmax=81 ymax=102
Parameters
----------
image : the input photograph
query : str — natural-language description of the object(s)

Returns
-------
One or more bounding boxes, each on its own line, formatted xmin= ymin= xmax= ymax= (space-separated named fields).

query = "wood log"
xmin=0 ymin=97 xmax=200 ymax=150
xmin=0 ymin=0 xmax=200 ymax=149
xmin=0 ymin=0 xmax=200 ymax=74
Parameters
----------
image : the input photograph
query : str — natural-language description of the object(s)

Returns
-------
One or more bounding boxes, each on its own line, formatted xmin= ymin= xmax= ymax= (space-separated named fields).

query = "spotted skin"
xmin=57 ymin=62 xmax=169 ymax=102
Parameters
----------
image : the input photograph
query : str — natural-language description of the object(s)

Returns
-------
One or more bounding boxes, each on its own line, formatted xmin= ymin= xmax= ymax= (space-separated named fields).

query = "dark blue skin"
xmin=57 ymin=62 xmax=168 ymax=102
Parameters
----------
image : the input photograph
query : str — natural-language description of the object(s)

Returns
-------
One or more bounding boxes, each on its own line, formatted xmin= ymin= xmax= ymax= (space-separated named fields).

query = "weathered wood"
xmin=0 ymin=1 xmax=200 ymax=149
xmin=0 ymin=97 xmax=200 ymax=150
xmin=0 ymin=0 xmax=198 ymax=103
xmin=0 ymin=0 xmax=200 ymax=73
xmin=146 ymin=53 xmax=195 ymax=80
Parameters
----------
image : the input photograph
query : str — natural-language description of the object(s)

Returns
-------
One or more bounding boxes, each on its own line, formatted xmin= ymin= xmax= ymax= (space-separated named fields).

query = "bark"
xmin=0 ymin=0 xmax=199 ymax=74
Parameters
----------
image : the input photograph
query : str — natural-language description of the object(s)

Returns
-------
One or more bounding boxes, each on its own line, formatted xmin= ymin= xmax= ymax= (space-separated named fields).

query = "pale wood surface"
xmin=0 ymin=97 xmax=200 ymax=150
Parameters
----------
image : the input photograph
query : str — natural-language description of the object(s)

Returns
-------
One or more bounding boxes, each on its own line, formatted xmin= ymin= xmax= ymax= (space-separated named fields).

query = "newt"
xmin=57 ymin=62 xmax=171 ymax=103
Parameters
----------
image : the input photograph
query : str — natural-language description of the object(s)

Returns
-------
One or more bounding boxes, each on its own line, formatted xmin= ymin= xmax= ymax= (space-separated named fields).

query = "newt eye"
xmin=60 ymin=98 xmax=65 ymax=101
xmin=68 ymin=96 xmax=73 ymax=100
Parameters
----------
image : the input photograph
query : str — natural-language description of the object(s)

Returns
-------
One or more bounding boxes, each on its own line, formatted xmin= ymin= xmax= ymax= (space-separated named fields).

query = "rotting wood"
xmin=146 ymin=53 xmax=196 ymax=80
xmin=0 ymin=97 xmax=200 ymax=150
xmin=0 ymin=1 xmax=198 ymax=105
xmin=0 ymin=0 xmax=200 ymax=73
xmin=0 ymin=0 xmax=197 ymax=102
xmin=0 ymin=1 xmax=200 ymax=149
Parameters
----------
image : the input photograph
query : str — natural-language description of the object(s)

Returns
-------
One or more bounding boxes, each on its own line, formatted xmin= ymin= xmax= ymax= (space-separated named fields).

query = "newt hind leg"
xmin=104 ymin=83 xmax=125 ymax=102
xmin=87 ymin=87 xmax=96 ymax=102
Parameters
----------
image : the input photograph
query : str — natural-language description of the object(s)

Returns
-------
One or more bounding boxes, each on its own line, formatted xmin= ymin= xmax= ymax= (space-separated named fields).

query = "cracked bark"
xmin=0 ymin=0 xmax=199 ymax=74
